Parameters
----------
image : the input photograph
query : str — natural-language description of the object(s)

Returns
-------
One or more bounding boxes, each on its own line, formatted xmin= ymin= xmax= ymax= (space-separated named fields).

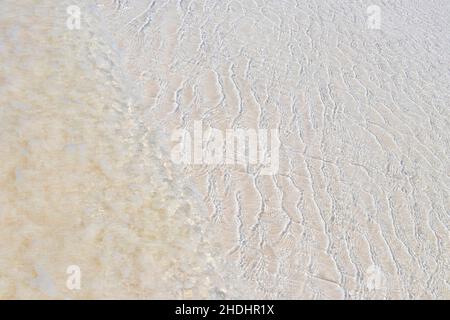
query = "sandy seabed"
xmin=0 ymin=0 xmax=449 ymax=299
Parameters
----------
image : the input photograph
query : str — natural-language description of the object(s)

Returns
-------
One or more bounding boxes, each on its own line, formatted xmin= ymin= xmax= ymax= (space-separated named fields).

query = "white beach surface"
xmin=0 ymin=0 xmax=449 ymax=299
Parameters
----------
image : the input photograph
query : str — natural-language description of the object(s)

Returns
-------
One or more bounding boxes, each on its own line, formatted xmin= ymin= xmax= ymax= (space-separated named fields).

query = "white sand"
xmin=0 ymin=0 xmax=449 ymax=299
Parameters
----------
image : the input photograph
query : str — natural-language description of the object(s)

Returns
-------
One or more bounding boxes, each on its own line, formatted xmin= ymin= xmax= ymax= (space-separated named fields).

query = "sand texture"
xmin=0 ymin=0 xmax=449 ymax=299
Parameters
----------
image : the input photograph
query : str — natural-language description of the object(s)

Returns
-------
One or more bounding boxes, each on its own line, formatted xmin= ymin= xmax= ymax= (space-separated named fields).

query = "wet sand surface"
xmin=0 ymin=0 xmax=449 ymax=299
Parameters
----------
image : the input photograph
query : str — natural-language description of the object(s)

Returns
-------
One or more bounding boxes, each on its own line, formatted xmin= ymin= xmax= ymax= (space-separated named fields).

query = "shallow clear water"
xmin=0 ymin=0 xmax=226 ymax=299
xmin=1 ymin=0 xmax=449 ymax=299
